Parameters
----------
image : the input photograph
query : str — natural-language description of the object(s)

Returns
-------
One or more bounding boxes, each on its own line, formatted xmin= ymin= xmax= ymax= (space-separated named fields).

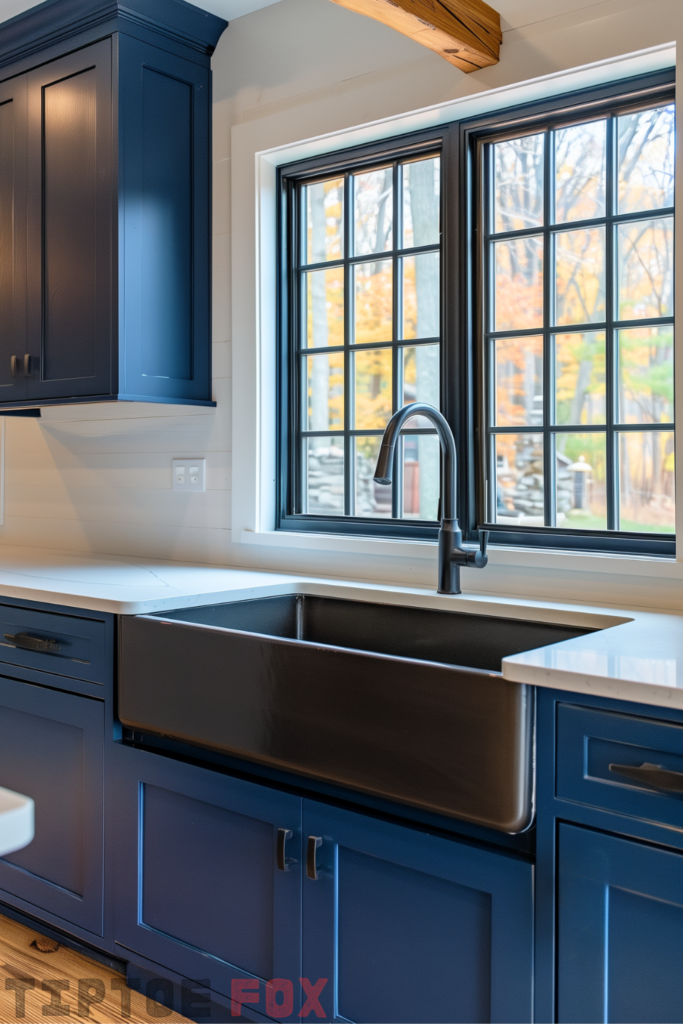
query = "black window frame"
xmin=277 ymin=68 xmax=676 ymax=556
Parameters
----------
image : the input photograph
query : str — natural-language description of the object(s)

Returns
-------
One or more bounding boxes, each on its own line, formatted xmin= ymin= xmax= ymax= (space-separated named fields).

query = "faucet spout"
xmin=373 ymin=402 xmax=488 ymax=595
xmin=373 ymin=403 xmax=456 ymax=520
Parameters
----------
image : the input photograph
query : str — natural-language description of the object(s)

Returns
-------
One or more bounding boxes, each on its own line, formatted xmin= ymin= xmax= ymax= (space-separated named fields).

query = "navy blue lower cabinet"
xmin=112 ymin=745 xmax=302 ymax=1020
xmin=558 ymin=823 xmax=683 ymax=1023
xmin=301 ymin=800 xmax=533 ymax=1024
xmin=0 ymin=675 xmax=104 ymax=934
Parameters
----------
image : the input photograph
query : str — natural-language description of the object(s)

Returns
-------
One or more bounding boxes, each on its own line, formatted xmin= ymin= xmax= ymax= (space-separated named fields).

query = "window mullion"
xmin=344 ymin=171 xmax=353 ymax=517
xmin=392 ymin=159 xmax=402 ymax=519
xmin=605 ymin=113 xmax=617 ymax=531
xmin=292 ymin=183 xmax=303 ymax=514
xmin=483 ymin=142 xmax=494 ymax=525
xmin=543 ymin=129 xmax=555 ymax=528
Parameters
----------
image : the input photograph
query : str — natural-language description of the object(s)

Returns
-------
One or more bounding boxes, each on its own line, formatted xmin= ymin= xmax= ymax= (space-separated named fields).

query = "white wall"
xmin=2 ymin=0 xmax=683 ymax=610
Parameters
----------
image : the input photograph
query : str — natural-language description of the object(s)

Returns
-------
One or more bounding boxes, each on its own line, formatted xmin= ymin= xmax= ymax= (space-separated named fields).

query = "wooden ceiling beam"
xmin=328 ymin=0 xmax=502 ymax=73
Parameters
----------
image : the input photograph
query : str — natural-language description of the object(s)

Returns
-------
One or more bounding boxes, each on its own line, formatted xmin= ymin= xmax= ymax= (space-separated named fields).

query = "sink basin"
xmin=118 ymin=594 xmax=594 ymax=832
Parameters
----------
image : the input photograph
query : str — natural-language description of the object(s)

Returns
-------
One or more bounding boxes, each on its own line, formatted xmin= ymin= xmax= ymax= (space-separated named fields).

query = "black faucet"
xmin=373 ymin=402 xmax=489 ymax=595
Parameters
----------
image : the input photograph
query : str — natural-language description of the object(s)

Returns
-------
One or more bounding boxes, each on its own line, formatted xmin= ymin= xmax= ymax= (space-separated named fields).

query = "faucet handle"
xmin=468 ymin=529 xmax=489 ymax=569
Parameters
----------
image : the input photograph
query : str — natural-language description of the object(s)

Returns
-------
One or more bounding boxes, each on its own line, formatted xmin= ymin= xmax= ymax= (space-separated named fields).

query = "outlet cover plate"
xmin=172 ymin=458 xmax=206 ymax=492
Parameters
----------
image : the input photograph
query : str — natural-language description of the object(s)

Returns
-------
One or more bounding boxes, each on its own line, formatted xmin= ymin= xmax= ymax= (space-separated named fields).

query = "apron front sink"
xmin=118 ymin=594 xmax=594 ymax=832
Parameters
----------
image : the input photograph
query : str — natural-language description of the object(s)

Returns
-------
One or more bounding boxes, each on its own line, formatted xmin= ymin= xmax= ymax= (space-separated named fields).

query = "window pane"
xmin=402 ymin=252 xmax=439 ymax=339
xmin=554 ymin=227 xmax=605 ymax=325
xmin=402 ymin=157 xmax=440 ymax=248
xmin=556 ymin=433 xmax=607 ymax=529
xmin=618 ymin=104 xmax=675 ymax=215
xmin=619 ymin=430 xmax=675 ymax=532
xmin=493 ymin=133 xmax=544 ymax=232
xmin=403 ymin=344 xmax=439 ymax=409
xmin=554 ymin=332 xmax=606 ymax=425
xmin=305 ymin=267 xmax=344 ymax=348
xmin=555 ymin=119 xmax=606 ymax=223
xmin=494 ymin=336 xmax=543 ymax=426
xmin=617 ymin=217 xmax=674 ymax=320
xmin=354 ymin=167 xmax=393 ymax=256
xmin=354 ymin=436 xmax=391 ymax=518
xmin=354 ymin=348 xmax=392 ymax=429
xmin=354 ymin=260 xmax=392 ymax=344
xmin=494 ymin=434 xmax=544 ymax=524
xmin=618 ymin=326 xmax=674 ymax=424
xmin=306 ymin=352 xmax=344 ymax=431
xmin=494 ymin=236 xmax=543 ymax=331
xmin=403 ymin=434 xmax=440 ymax=520
xmin=304 ymin=438 xmax=344 ymax=514
xmin=305 ymin=177 xmax=344 ymax=264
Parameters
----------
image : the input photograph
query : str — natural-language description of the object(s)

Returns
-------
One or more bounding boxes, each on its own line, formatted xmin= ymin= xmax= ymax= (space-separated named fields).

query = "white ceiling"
xmin=0 ymin=0 xmax=285 ymax=28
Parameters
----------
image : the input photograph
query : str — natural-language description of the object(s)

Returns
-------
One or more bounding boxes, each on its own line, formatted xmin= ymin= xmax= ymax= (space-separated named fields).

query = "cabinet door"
xmin=113 ymin=745 xmax=302 ymax=1015
xmin=0 ymin=675 xmax=103 ymax=934
xmin=558 ymin=823 xmax=683 ymax=1024
xmin=25 ymin=40 xmax=112 ymax=401
xmin=0 ymin=75 xmax=28 ymax=401
xmin=117 ymin=35 xmax=211 ymax=402
xmin=302 ymin=801 xmax=533 ymax=1024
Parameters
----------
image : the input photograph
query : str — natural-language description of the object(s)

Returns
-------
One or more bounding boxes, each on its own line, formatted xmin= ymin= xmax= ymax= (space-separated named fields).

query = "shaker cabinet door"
xmin=117 ymin=35 xmax=211 ymax=403
xmin=0 ymin=74 xmax=28 ymax=401
xmin=113 ymin=744 xmax=302 ymax=1018
xmin=302 ymin=800 xmax=534 ymax=1024
xmin=25 ymin=39 xmax=113 ymax=401
xmin=0 ymin=675 xmax=104 ymax=934
xmin=558 ymin=823 xmax=683 ymax=1024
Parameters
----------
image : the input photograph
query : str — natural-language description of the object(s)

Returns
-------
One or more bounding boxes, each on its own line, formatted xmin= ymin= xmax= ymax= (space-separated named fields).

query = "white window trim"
xmin=231 ymin=40 xmax=680 ymax=577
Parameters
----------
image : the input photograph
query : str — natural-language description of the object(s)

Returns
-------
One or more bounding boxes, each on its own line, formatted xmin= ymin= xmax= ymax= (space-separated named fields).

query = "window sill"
xmin=240 ymin=528 xmax=682 ymax=579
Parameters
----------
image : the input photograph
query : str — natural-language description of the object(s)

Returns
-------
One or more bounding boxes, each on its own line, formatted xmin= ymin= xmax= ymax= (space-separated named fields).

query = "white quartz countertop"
xmin=0 ymin=546 xmax=682 ymax=710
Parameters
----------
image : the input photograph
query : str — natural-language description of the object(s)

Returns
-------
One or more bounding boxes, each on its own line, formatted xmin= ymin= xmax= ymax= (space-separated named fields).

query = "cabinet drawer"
xmin=557 ymin=703 xmax=683 ymax=828
xmin=0 ymin=605 xmax=106 ymax=686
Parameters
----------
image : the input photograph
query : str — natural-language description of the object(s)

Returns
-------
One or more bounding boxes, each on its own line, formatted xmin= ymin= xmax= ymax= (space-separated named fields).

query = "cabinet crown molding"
xmin=0 ymin=0 xmax=228 ymax=70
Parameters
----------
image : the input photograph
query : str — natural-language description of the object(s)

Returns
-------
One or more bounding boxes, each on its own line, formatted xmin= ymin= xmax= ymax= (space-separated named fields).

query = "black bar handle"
xmin=306 ymin=836 xmax=322 ymax=880
xmin=276 ymin=828 xmax=293 ymax=872
xmin=4 ymin=632 xmax=61 ymax=654
xmin=10 ymin=356 xmax=20 ymax=378
xmin=609 ymin=761 xmax=683 ymax=793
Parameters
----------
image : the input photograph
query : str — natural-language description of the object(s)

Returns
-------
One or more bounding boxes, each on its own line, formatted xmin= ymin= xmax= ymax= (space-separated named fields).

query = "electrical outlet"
xmin=172 ymin=458 xmax=206 ymax=492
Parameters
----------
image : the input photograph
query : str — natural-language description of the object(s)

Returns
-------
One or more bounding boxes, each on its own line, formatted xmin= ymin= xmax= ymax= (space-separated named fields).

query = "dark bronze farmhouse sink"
xmin=118 ymin=594 xmax=593 ymax=832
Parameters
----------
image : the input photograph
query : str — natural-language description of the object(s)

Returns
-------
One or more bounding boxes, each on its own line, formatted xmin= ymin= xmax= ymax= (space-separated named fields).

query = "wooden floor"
xmin=0 ymin=914 xmax=192 ymax=1022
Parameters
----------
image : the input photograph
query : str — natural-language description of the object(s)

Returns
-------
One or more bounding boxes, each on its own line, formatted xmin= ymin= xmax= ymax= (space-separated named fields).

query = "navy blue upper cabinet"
xmin=0 ymin=74 xmax=28 ymax=404
xmin=0 ymin=0 xmax=227 ymax=411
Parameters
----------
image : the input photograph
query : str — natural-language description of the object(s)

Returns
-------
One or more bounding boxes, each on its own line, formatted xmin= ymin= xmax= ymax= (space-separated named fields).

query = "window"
xmin=281 ymin=145 xmax=443 ymax=530
xmin=279 ymin=70 xmax=675 ymax=554
xmin=484 ymin=102 xmax=675 ymax=538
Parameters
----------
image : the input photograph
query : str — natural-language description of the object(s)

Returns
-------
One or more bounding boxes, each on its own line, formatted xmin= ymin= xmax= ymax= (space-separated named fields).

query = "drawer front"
xmin=557 ymin=703 xmax=683 ymax=828
xmin=0 ymin=605 xmax=106 ymax=685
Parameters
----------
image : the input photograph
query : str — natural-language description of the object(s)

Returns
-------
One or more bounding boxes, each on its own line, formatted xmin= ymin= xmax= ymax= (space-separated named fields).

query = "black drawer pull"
xmin=609 ymin=761 xmax=683 ymax=793
xmin=276 ymin=828 xmax=293 ymax=872
xmin=4 ymin=632 xmax=62 ymax=654
xmin=306 ymin=836 xmax=323 ymax=880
